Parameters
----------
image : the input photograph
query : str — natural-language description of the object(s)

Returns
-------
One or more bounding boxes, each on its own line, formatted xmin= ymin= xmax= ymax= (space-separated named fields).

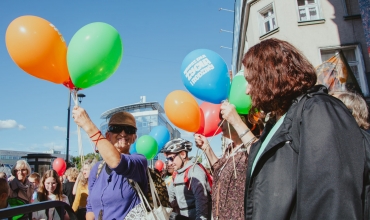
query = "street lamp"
xmin=66 ymin=91 xmax=86 ymax=164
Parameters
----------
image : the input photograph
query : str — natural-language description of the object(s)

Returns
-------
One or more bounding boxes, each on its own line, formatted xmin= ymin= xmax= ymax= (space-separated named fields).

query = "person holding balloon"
xmin=226 ymin=38 xmax=365 ymax=219
xmin=194 ymin=105 xmax=262 ymax=220
xmin=72 ymin=107 xmax=148 ymax=220
xmin=32 ymin=169 xmax=70 ymax=220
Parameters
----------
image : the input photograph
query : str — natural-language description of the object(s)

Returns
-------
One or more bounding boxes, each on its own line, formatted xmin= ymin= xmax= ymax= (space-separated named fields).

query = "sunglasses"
xmin=166 ymin=154 xmax=178 ymax=162
xmin=108 ymin=125 xmax=137 ymax=134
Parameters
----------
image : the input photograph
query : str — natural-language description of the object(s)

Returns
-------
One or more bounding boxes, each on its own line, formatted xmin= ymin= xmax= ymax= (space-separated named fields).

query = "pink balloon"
xmin=196 ymin=102 xmax=222 ymax=137
xmin=52 ymin=158 xmax=67 ymax=176
xmin=155 ymin=160 xmax=165 ymax=172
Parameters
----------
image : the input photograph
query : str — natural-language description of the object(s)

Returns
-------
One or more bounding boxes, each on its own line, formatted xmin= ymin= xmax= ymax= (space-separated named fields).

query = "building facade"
xmin=0 ymin=149 xmax=68 ymax=174
xmin=233 ymin=0 xmax=370 ymax=97
xmin=99 ymin=97 xmax=181 ymax=164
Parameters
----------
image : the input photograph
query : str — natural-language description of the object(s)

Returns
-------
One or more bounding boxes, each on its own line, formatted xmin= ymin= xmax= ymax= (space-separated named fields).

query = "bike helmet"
xmin=161 ymin=138 xmax=192 ymax=154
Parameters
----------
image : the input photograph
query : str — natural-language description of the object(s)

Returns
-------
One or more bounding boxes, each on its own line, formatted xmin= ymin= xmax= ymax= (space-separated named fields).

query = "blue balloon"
xmin=149 ymin=126 xmax=170 ymax=153
xmin=181 ymin=49 xmax=230 ymax=104
xmin=129 ymin=142 xmax=137 ymax=154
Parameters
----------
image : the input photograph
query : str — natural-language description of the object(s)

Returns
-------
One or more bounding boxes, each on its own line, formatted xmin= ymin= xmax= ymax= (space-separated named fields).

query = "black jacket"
xmin=244 ymin=90 xmax=365 ymax=220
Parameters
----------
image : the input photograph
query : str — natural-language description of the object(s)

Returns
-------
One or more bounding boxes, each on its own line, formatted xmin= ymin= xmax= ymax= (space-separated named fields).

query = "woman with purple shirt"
xmin=72 ymin=107 xmax=148 ymax=220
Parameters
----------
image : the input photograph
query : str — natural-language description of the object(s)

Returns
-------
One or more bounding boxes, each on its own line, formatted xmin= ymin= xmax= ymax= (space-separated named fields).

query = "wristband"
xmin=238 ymin=128 xmax=250 ymax=139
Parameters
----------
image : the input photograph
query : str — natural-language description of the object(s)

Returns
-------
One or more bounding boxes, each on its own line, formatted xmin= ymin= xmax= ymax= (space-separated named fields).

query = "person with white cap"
xmin=162 ymin=138 xmax=212 ymax=220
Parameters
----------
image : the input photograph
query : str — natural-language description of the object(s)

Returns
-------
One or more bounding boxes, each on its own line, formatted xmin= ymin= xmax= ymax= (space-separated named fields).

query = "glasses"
xmin=15 ymin=169 xmax=27 ymax=173
xmin=108 ymin=125 xmax=137 ymax=134
xmin=166 ymin=154 xmax=178 ymax=162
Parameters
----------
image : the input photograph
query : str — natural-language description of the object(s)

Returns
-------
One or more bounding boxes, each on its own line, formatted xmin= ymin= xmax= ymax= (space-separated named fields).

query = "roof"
xmin=100 ymin=102 xmax=165 ymax=119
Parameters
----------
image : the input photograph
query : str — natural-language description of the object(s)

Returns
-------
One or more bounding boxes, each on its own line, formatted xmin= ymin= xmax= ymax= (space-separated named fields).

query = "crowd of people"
xmin=0 ymin=38 xmax=369 ymax=219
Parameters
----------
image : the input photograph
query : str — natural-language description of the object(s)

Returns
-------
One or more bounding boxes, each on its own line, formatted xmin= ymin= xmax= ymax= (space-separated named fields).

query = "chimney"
xmin=140 ymin=96 xmax=146 ymax=103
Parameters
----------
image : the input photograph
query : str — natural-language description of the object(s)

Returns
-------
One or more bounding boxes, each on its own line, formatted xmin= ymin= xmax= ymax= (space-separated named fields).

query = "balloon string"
xmin=85 ymin=131 xmax=98 ymax=155
xmin=71 ymin=91 xmax=85 ymax=164
xmin=227 ymin=122 xmax=237 ymax=179
xmin=188 ymin=118 xmax=225 ymax=190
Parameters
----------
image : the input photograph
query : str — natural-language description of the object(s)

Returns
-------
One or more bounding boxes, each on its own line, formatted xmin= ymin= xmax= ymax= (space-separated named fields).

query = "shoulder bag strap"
xmin=147 ymin=168 xmax=161 ymax=208
xmin=133 ymin=180 xmax=152 ymax=212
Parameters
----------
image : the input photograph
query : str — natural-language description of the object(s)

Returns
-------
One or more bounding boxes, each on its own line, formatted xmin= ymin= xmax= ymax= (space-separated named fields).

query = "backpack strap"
xmin=184 ymin=166 xmax=191 ymax=189
xmin=172 ymin=171 xmax=178 ymax=183
xmin=196 ymin=163 xmax=213 ymax=191
xmin=184 ymin=163 xmax=212 ymax=192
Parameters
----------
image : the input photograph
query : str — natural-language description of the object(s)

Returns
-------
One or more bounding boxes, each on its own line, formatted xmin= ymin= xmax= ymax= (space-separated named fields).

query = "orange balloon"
xmin=164 ymin=90 xmax=200 ymax=132
xmin=5 ymin=15 xmax=69 ymax=84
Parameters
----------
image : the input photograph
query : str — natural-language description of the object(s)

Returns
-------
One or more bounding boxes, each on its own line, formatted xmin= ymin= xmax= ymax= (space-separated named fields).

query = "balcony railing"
xmin=0 ymin=201 xmax=77 ymax=220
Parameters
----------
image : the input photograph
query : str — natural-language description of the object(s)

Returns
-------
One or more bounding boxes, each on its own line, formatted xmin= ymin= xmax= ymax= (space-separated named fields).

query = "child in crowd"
xmin=28 ymin=172 xmax=40 ymax=203
xmin=32 ymin=170 xmax=70 ymax=220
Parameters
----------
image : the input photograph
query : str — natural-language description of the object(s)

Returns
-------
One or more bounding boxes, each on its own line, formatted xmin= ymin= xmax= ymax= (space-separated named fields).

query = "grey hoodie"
xmin=168 ymin=158 xmax=212 ymax=220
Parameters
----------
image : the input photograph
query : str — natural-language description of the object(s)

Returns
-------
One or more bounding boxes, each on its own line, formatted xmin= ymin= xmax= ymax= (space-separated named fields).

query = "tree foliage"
xmin=71 ymin=153 xmax=100 ymax=170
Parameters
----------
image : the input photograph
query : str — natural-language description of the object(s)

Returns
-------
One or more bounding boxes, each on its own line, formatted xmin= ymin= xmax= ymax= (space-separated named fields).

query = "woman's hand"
xmin=194 ymin=134 xmax=210 ymax=151
xmin=72 ymin=106 xmax=99 ymax=136
xmin=220 ymin=100 xmax=244 ymax=127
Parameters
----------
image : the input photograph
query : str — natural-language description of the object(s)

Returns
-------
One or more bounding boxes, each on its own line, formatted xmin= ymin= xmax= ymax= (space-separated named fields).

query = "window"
xmin=259 ymin=3 xmax=278 ymax=35
xmin=320 ymin=45 xmax=369 ymax=96
xmin=297 ymin=0 xmax=321 ymax=21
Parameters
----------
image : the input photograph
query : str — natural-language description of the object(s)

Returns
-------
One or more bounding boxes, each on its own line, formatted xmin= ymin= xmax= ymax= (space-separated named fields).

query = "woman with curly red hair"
xmin=220 ymin=38 xmax=365 ymax=220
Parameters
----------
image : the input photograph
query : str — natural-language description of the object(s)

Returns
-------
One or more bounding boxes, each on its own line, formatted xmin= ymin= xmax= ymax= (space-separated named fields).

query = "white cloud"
xmin=53 ymin=126 xmax=66 ymax=132
xmin=18 ymin=125 xmax=26 ymax=130
xmin=0 ymin=120 xmax=25 ymax=130
xmin=43 ymin=126 xmax=49 ymax=130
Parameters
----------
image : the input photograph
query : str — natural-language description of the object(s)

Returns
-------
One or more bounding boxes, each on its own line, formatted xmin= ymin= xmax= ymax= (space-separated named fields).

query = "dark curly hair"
xmin=242 ymin=38 xmax=317 ymax=121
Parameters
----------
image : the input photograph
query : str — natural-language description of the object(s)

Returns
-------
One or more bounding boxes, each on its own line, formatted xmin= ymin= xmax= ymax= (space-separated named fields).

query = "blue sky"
xmin=0 ymin=1 xmax=234 ymax=158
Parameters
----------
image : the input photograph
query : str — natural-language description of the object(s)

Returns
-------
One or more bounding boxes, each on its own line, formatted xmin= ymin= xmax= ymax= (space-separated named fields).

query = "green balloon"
xmin=136 ymin=135 xmax=158 ymax=160
xmin=67 ymin=22 xmax=123 ymax=89
xmin=228 ymin=70 xmax=252 ymax=114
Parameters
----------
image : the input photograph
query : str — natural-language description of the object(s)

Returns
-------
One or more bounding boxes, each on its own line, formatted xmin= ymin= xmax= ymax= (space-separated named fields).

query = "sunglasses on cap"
xmin=108 ymin=125 xmax=137 ymax=134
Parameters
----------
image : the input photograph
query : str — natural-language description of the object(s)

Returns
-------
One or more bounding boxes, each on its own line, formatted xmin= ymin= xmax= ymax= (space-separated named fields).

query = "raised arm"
xmin=72 ymin=106 xmax=122 ymax=168
xmin=220 ymin=101 xmax=256 ymax=153
xmin=194 ymin=134 xmax=218 ymax=166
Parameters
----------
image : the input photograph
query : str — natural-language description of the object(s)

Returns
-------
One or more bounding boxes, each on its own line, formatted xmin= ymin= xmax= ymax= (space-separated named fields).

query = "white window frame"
xmin=258 ymin=3 xmax=278 ymax=36
xmin=319 ymin=45 xmax=369 ymax=96
xmin=296 ymin=0 xmax=322 ymax=21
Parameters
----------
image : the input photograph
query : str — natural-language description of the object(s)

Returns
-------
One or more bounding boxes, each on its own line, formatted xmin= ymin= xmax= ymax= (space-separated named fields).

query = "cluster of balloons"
xmin=5 ymin=15 xmax=123 ymax=90
xmin=129 ymin=126 xmax=170 ymax=160
xmin=52 ymin=158 xmax=67 ymax=176
xmin=164 ymin=50 xmax=252 ymax=136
